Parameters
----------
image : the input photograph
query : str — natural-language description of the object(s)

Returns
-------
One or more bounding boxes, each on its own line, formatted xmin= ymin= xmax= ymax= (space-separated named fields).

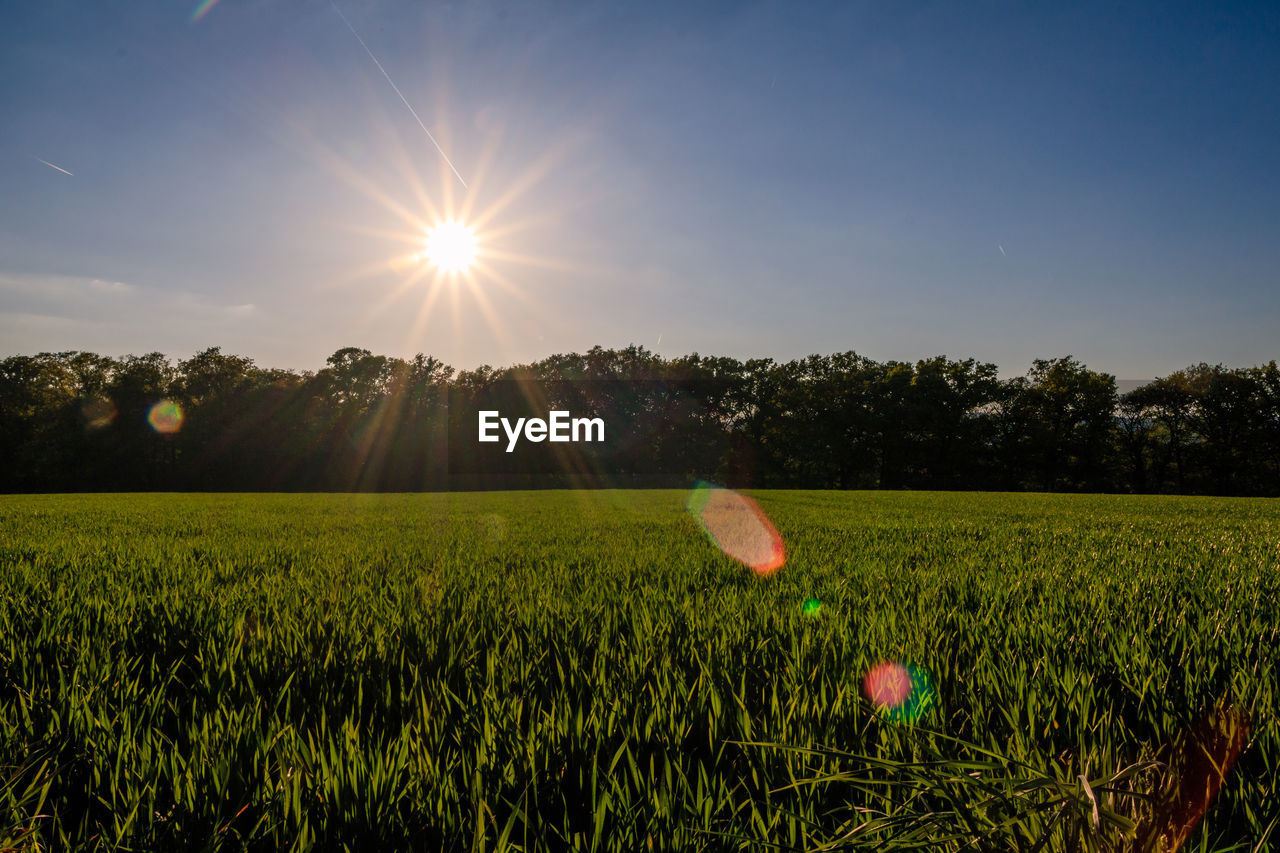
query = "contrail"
xmin=998 ymin=244 xmax=1006 ymax=257
xmin=34 ymin=157 xmax=73 ymax=176
xmin=329 ymin=0 xmax=467 ymax=189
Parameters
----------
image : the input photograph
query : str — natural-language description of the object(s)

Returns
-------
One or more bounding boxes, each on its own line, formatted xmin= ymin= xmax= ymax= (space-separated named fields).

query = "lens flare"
xmin=1147 ymin=702 xmax=1249 ymax=852
xmin=862 ymin=661 xmax=936 ymax=723
xmin=147 ymin=400 xmax=184 ymax=434
xmin=81 ymin=397 xmax=116 ymax=431
xmin=802 ymin=597 xmax=822 ymax=617
xmin=686 ymin=481 xmax=786 ymax=575
xmin=189 ymin=0 xmax=222 ymax=23
xmin=423 ymin=220 xmax=477 ymax=273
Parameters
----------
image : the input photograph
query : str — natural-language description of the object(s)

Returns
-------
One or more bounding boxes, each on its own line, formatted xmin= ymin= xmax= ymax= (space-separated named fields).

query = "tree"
xmin=1124 ymin=372 xmax=1198 ymax=492
xmin=178 ymin=347 xmax=255 ymax=405
xmin=1188 ymin=365 xmax=1263 ymax=495
xmin=105 ymin=353 xmax=179 ymax=489
xmin=905 ymin=357 xmax=1002 ymax=489
xmin=1116 ymin=391 xmax=1154 ymax=493
xmin=1001 ymin=357 xmax=1117 ymax=491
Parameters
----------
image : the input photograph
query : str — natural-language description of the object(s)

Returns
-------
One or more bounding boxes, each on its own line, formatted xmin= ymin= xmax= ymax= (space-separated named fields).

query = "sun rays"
xmin=280 ymin=94 xmax=600 ymax=364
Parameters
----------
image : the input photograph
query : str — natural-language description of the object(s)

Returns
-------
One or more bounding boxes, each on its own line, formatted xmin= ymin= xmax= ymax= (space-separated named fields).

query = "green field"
xmin=1 ymin=491 xmax=1277 ymax=851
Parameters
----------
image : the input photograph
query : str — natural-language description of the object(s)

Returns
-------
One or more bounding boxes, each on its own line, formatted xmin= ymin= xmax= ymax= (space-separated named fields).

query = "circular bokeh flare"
xmin=686 ymin=481 xmax=786 ymax=575
xmin=147 ymin=400 xmax=184 ymax=434
xmin=862 ymin=660 xmax=936 ymax=723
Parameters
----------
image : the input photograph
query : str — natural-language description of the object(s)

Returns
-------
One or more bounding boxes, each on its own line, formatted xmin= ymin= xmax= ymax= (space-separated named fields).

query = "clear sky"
xmin=3 ymin=0 xmax=1278 ymax=377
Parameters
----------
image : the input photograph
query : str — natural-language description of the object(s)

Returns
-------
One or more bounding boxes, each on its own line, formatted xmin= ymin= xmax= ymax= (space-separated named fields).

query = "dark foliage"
xmin=1 ymin=346 xmax=1277 ymax=494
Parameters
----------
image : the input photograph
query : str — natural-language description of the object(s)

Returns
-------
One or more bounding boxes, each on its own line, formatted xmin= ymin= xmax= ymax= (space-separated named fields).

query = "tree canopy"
xmin=2 ymin=346 xmax=1277 ymax=494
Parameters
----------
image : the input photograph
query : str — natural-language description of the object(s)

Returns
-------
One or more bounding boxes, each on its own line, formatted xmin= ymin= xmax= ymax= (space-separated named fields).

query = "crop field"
xmin=0 ymin=491 xmax=1277 ymax=851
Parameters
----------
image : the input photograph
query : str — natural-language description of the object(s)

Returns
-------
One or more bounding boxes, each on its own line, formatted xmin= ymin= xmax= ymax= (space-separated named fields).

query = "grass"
xmin=0 ymin=490 xmax=1277 ymax=850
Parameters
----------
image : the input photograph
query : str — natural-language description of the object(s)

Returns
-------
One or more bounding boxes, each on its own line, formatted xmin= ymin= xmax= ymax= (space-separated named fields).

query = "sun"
xmin=422 ymin=219 xmax=477 ymax=274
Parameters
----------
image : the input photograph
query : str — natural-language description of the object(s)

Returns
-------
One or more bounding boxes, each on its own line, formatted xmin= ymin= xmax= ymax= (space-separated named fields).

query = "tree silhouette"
xmin=0 ymin=346 xmax=1276 ymax=495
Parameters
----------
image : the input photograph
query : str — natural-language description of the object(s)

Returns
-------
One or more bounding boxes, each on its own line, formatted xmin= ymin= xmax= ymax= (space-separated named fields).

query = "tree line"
xmin=1 ymin=345 xmax=1278 ymax=494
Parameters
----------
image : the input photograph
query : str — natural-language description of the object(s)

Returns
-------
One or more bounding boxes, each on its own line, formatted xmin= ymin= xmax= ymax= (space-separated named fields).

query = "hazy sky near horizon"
xmin=2 ymin=0 xmax=1278 ymax=377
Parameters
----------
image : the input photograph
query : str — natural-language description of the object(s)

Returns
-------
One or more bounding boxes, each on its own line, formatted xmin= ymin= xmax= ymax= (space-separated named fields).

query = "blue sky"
xmin=2 ymin=0 xmax=1277 ymax=377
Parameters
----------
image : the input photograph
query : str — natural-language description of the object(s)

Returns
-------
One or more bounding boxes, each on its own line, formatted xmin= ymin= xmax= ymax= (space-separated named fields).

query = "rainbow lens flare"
xmin=862 ymin=660 xmax=936 ymax=723
xmin=802 ymin=597 xmax=822 ymax=617
xmin=147 ymin=400 xmax=184 ymax=434
xmin=686 ymin=482 xmax=786 ymax=575
xmin=189 ymin=0 xmax=222 ymax=24
xmin=81 ymin=397 xmax=116 ymax=430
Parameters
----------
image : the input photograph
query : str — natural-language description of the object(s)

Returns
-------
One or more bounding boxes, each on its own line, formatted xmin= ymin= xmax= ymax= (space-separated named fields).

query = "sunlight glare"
xmin=423 ymin=220 xmax=477 ymax=274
